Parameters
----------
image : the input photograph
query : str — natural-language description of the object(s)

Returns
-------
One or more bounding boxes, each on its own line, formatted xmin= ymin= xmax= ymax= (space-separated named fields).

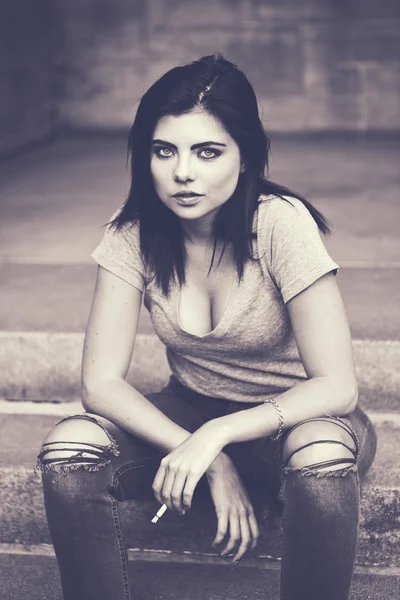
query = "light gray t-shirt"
xmin=91 ymin=194 xmax=339 ymax=403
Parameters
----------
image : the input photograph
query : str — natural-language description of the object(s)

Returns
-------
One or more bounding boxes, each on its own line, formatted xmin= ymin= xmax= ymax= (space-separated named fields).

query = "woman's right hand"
xmin=205 ymin=452 xmax=260 ymax=565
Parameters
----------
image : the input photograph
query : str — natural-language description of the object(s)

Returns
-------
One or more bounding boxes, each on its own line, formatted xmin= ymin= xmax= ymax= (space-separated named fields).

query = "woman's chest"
xmin=146 ymin=256 xmax=291 ymax=350
xmin=178 ymin=268 xmax=234 ymax=336
xmin=178 ymin=246 xmax=237 ymax=336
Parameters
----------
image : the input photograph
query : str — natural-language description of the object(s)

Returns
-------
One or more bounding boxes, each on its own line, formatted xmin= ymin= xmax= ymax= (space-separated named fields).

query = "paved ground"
xmin=0 ymin=553 xmax=399 ymax=600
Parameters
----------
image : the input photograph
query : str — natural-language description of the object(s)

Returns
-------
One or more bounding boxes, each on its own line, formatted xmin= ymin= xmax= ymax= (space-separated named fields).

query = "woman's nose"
xmin=173 ymin=158 xmax=195 ymax=183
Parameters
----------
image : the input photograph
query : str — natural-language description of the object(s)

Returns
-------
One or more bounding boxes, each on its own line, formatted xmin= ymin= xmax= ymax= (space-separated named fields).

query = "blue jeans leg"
xmin=281 ymin=467 xmax=360 ymax=599
xmin=36 ymin=382 xmax=218 ymax=600
xmin=37 ymin=412 xmax=165 ymax=600
xmin=279 ymin=405 xmax=377 ymax=600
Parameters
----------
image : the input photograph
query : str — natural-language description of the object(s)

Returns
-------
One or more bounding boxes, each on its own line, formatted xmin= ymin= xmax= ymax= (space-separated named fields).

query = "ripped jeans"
xmin=36 ymin=376 xmax=377 ymax=600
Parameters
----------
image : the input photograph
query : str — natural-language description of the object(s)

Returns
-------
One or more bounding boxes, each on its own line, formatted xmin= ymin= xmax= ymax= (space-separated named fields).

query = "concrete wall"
xmin=1 ymin=0 xmax=400 ymax=154
xmin=54 ymin=0 xmax=400 ymax=134
xmin=0 ymin=1 xmax=62 ymax=158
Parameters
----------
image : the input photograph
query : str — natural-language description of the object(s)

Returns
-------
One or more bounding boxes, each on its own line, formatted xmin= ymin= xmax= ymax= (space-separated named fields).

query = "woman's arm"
xmin=212 ymin=271 xmax=359 ymax=446
xmin=82 ymin=265 xmax=192 ymax=453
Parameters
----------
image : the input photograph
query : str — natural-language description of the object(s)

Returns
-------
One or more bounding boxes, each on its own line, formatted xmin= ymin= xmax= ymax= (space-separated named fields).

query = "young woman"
xmin=37 ymin=54 xmax=377 ymax=600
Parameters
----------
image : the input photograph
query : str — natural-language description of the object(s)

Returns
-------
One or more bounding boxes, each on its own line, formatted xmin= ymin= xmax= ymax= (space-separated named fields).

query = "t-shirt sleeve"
xmin=91 ymin=208 xmax=146 ymax=292
xmin=260 ymin=197 xmax=339 ymax=304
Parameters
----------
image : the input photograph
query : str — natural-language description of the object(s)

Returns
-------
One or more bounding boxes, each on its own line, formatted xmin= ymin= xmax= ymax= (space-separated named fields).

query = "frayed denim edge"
xmin=277 ymin=463 xmax=358 ymax=502
xmin=35 ymin=413 xmax=120 ymax=475
xmin=282 ymin=463 xmax=358 ymax=478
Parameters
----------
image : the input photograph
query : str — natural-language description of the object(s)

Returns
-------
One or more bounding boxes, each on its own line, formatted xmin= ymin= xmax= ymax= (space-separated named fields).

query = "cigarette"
xmin=151 ymin=503 xmax=167 ymax=524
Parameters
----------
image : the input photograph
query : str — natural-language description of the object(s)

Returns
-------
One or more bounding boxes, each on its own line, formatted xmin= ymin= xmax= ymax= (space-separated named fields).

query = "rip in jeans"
xmin=277 ymin=416 xmax=360 ymax=501
xmin=35 ymin=414 xmax=120 ymax=475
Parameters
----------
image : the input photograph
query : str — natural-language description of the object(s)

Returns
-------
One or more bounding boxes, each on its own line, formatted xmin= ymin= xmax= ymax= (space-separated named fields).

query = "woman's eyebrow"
xmin=152 ymin=139 xmax=226 ymax=150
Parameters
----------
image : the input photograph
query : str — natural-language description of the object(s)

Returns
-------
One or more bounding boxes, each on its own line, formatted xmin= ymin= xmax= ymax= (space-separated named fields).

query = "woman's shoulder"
xmin=255 ymin=193 xmax=308 ymax=233
xmin=92 ymin=205 xmax=142 ymax=265
xmin=254 ymin=193 xmax=319 ymax=257
xmin=257 ymin=193 xmax=308 ymax=218
xmin=91 ymin=207 xmax=146 ymax=291
xmin=105 ymin=206 xmax=141 ymax=245
xmin=258 ymin=192 xmax=320 ymax=232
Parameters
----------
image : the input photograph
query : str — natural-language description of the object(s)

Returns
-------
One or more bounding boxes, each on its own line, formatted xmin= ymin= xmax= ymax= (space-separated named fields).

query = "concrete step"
xmin=1 ymin=332 xmax=399 ymax=412
xmin=1 ymin=263 xmax=399 ymax=340
xmin=0 ymin=548 xmax=398 ymax=600
xmin=0 ymin=411 xmax=398 ymax=567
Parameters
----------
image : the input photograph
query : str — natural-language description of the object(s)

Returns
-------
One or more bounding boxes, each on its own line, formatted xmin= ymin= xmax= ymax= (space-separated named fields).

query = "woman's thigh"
xmin=231 ymin=401 xmax=377 ymax=504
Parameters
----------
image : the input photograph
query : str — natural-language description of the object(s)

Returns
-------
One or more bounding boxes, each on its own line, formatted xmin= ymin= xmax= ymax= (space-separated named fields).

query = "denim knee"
xmin=276 ymin=416 xmax=360 ymax=504
xmin=281 ymin=417 xmax=359 ymax=476
xmin=36 ymin=413 xmax=120 ymax=475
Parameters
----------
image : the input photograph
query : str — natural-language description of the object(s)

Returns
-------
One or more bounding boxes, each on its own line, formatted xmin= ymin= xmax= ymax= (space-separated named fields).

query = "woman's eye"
xmin=155 ymin=147 xmax=173 ymax=158
xmin=199 ymin=148 xmax=220 ymax=159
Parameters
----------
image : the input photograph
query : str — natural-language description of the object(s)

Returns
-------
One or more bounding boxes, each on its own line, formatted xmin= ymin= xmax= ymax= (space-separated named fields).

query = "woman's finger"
xmin=152 ymin=462 xmax=167 ymax=505
xmin=160 ymin=467 xmax=178 ymax=511
xmin=170 ymin=470 xmax=187 ymax=514
xmin=221 ymin=512 xmax=240 ymax=557
xmin=212 ymin=509 xmax=228 ymax=547
xmin=248 ymin=510 xmax=260 ymax=552
xmin=182 ymin=472 xmax=200 ymax=510
xmin=232 ymin=512 xmax=252 ymax=564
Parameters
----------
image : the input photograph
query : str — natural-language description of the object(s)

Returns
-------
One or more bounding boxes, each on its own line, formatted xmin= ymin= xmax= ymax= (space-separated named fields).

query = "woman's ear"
xmin=240 ymin=162 xmax=246 ymax=174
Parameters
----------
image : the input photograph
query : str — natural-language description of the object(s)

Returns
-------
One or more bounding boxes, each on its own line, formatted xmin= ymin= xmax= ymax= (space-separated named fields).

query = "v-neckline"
xmin=172 ymin=198 xmax=270 ymax=339
xmin=175 ymin=272 xmax=238 ymax=339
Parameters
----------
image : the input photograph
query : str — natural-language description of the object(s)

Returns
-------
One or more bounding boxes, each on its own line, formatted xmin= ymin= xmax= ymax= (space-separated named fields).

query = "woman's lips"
xmin=172 ymin=194 xmax=203 ymax=206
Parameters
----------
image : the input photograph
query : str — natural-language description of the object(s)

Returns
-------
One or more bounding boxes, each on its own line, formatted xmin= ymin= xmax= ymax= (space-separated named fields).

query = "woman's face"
xmin=150 ymin=109 xmax=243 ymax=226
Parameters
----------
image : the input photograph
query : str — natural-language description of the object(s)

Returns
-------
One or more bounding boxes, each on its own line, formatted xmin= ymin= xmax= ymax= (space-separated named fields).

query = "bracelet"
xmin=263 ymin=398 xmax=284 ymax=441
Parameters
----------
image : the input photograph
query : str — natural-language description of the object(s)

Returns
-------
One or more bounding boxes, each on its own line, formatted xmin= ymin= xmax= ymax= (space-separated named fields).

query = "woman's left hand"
xmin=152 ymin=420 xmax=226 ymax=514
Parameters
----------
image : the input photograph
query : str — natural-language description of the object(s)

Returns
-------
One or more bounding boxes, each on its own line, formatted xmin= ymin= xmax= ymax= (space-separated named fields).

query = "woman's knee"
xmin=36 ymin=412 xmax=120 ymax=474
xmin=282 ymin=419 xmax=358 ymax=475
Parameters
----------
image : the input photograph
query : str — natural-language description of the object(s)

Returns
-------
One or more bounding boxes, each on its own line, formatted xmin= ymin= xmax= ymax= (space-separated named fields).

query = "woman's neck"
xmin=180 ymin=213 xmax=216 ymax=247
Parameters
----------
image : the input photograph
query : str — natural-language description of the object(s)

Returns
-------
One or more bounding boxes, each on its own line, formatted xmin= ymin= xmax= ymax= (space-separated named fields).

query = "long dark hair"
xmin=107 ymin=53 xmax=331 ymax=296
